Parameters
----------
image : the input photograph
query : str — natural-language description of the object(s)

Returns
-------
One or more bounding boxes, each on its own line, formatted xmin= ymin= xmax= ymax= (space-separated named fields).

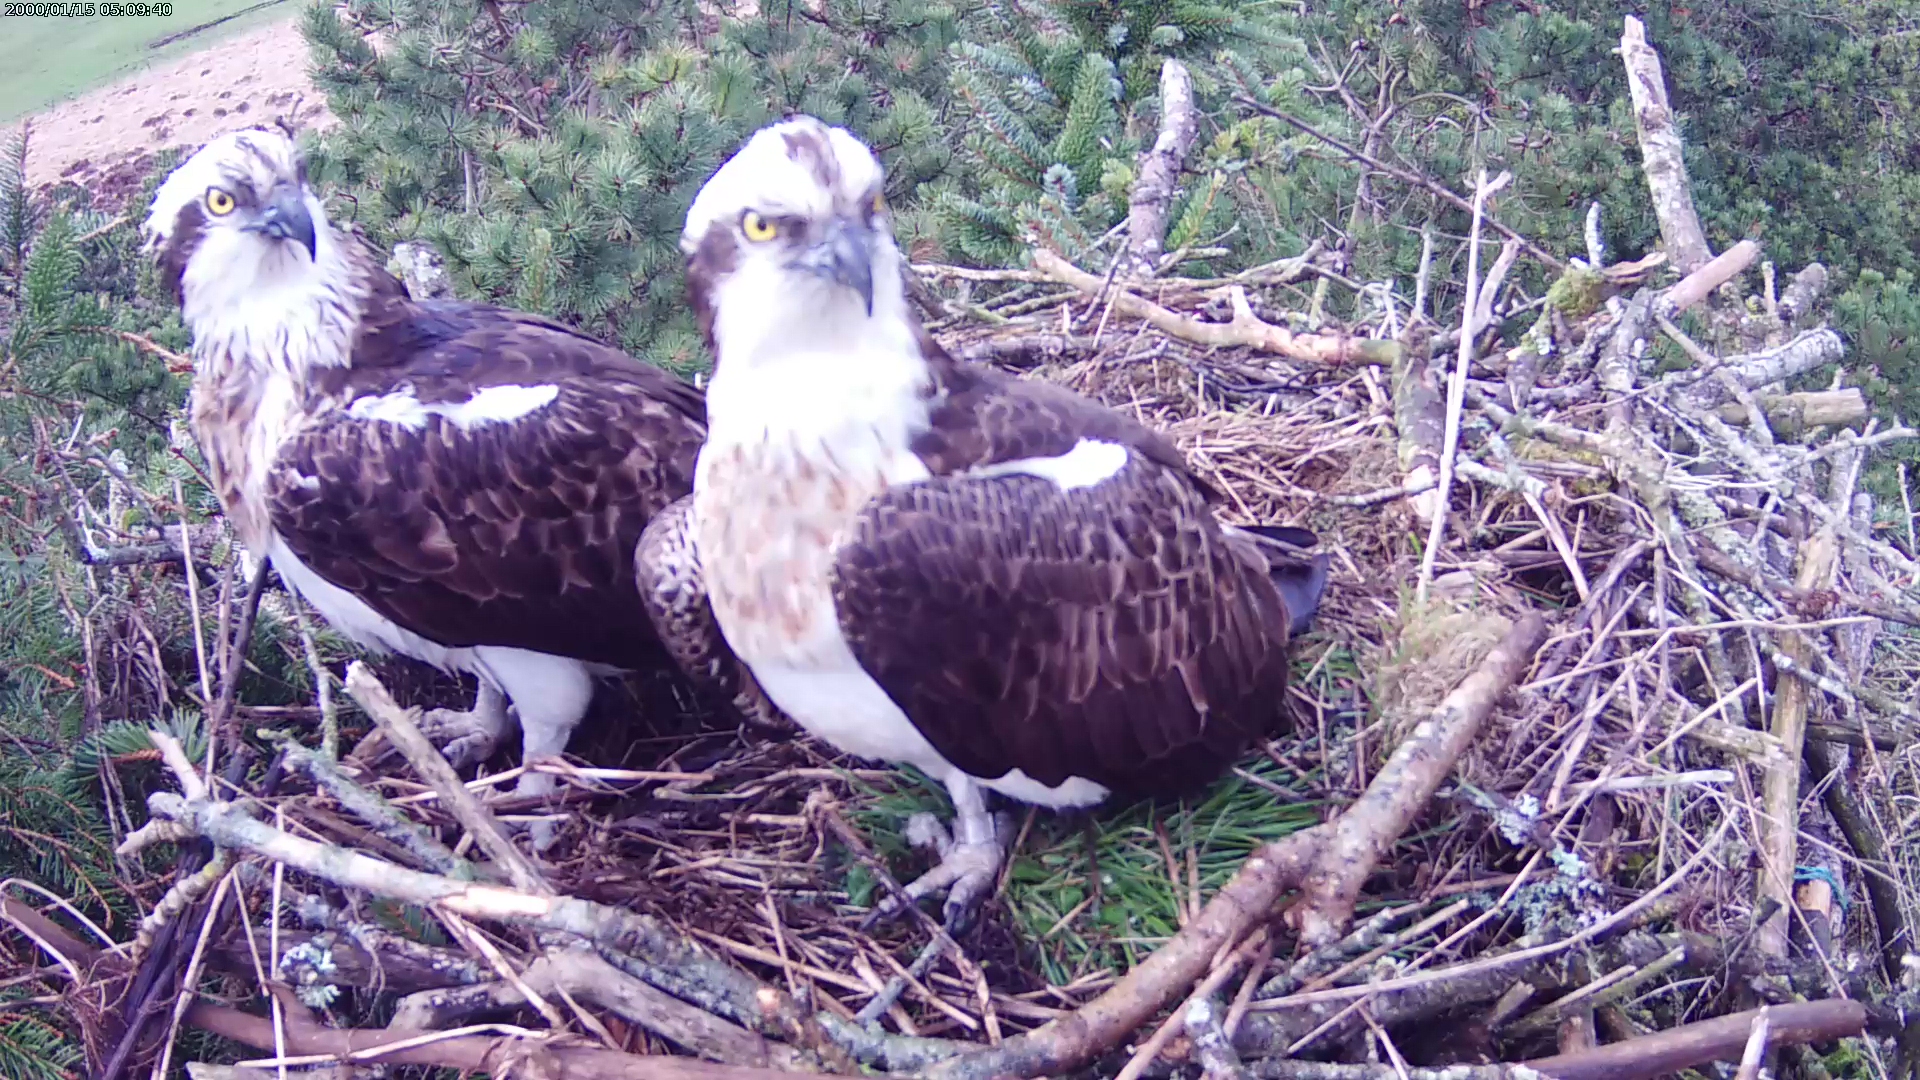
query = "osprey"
xmin=656 ymin=116 xmax=1331 ymax=931
xmin=143 ymin=127 xmax=757 ymax=849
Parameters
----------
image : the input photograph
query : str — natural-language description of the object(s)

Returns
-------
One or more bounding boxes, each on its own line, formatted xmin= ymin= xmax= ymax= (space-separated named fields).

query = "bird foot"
xmin=863 ymin=809 xmax=1010 ymax=937
xmin=416 ymin=706 xmax=506 ymax=772
xmin=523 ymin=813 xmax=562 ymax=855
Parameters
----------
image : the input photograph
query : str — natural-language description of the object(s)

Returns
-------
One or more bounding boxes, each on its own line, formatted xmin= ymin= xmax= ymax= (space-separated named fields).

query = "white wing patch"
xmin=967 ymin=438 xmax=1129 ymax=492
xmin=349 ymin=384 xmax=561 ymax=432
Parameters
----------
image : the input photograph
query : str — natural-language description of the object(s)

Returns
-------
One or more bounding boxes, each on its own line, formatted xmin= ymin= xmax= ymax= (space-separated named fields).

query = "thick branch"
xmin=1293 ymin=613 xmax=1550 ymax=946
xmin=922 ymin=828 xmax=1327 ymax=1080
xmin=1392 ymin=333 xmax=1445 ymax=524
xmin=1711 ymin=389 xmax=1866 ymax=435
xmin=184 ymin=1000 xmax=838 ymax=1080
xmin=1757 ymin=525 xmax=1841 ymax=959
xmin=1684 ymin=330 xmax=1848 ymax=408
xmin=1663 ymin=239 xmax=1760 ymax=314
xmin=1620 ymin=16 xmax=1712 ymax=273
xmin=1121 ymin=59 xmax=1199 ymax=278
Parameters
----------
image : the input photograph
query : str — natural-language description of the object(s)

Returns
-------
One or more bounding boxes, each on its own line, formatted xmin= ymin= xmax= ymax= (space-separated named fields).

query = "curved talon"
xmin=416 ymin=683 xmax=512 ymax=772
xmin=860 ymin=789 xmax=1009 ymax=938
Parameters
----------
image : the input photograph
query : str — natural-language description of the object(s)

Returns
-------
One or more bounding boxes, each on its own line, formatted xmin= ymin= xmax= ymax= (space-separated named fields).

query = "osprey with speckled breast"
xmin=142 ymin=126 xmax=779 ymax=850
xmin=644 ymin=116 xmax=1333 ymax=932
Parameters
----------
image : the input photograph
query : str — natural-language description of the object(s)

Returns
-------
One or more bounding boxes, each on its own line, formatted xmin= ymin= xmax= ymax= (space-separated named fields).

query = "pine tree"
xmin=928 ymin=0 xmax=1341 ymax=275
xmin=0 ymin=125 xmax=215 ymax=1080
xmin=302 ymin=0 xmax=958 ymax=373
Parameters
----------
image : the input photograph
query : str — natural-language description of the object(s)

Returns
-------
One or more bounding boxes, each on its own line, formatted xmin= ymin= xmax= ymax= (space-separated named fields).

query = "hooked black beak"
xmin=256 ymin=189 xmax=317 ymax=260
xmin=793 ymin=217 xmax=875 ymax=316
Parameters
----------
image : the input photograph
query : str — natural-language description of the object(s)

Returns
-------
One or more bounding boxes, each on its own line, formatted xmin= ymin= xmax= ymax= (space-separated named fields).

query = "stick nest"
xmin=11 ymin=243 xmax=1920 ymax=1080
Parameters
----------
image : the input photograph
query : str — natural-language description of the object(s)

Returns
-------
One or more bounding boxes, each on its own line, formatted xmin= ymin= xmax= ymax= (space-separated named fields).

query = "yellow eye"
xmin=205 ymin=187 xmax=236 ymax=216
xmin=869 ymin=191 xmax=887 ymax=216
xmin=741 ymin=211 xmax=779 ymax=242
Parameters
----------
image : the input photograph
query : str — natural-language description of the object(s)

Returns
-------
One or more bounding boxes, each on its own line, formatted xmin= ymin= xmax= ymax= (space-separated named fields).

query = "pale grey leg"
xmin=873 ymin=773 xmax=1008 ymax=934
xmin=472 ymin=647 xmax=598 ymax=854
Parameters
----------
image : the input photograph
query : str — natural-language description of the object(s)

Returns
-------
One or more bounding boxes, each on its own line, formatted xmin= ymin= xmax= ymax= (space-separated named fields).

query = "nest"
xmin=15 ymin=231 xmax=1920 ymax=1080
xmin=11 ymin=33 xmax=1920 ymax=1069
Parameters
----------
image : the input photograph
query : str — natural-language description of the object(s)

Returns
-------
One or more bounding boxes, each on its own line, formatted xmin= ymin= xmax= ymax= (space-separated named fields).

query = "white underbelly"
xmin=690 ymin=439 xmax=1114 ymax=809
xmin=743 ymin=634 xmax=1109 ymax=807
xmin=691 ymin=463 xmax=1113 ymax=807
xmin=266 ymin=536 xmax=471 ymax=674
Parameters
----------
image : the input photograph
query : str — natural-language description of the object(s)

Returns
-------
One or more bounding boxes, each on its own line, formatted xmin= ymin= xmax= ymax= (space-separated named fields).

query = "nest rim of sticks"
xmin=13 ymin=222 xmax=1920 ymax=1080
xmin=13 ymin=26 xmax=1920 ymax=1080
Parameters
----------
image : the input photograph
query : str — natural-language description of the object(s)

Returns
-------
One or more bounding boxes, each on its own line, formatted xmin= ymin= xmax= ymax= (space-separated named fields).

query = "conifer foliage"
xmin=301 ymin=0 xmax=957 ymax=372
xmin=931 ymin=0 xmax=1327 ymax=271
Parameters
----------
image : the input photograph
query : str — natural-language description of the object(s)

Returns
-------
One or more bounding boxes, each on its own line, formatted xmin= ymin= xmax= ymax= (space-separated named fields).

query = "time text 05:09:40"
xmin=4 ymin=3 xmax=176 ymax=16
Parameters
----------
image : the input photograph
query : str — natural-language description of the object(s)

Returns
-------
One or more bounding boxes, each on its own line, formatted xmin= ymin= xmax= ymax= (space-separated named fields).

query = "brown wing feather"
xmin=914 ymin=351 xmax=1219 ymax=501
xmin=269 ymin=301 xmax=707 ymax=670
xmin=831 ymin=457 xmax=1299 ymax=799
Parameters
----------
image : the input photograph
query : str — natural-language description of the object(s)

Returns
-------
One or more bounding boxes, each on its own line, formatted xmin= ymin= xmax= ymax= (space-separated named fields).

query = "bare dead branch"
xmin=1662 ymin=239 xmax=1761 ymax=314
xmin=1291 ymin=613 xmax=1550 ymax=946
xmin=1032 ymin=249 xmax=1400 ymax=366
xmin=1620 ymin=16 xmax=1712 ymax=273
xmin=1120 ymin=59 xmax=1200 ymax=278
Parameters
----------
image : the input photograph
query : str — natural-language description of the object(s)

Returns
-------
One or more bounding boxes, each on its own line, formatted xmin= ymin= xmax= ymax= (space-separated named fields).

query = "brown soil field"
xmin=10 ymin=17 xmax=335 ymax=211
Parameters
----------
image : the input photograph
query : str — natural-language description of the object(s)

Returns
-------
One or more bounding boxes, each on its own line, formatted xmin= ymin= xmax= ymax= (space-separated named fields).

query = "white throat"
xmin=698 ymin=256 xmax=933 ymax=468
xmin=180 ymin=198 xmax=361 ymax=387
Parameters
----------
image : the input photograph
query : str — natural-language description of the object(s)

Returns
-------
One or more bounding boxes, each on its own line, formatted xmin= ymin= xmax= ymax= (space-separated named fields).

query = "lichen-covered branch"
xmin=1119 ymin=59 xmax=1199 ymax=278
xmin=1291 ymin=614 xmax=1549 ymax=945
xmin=1620 ymin=16 xmax=1712 ymax=273
xmin=274 ymin=739 xmax=480 ymax=882
xmin=1683 ymin=330 xmax=1847 ymax=408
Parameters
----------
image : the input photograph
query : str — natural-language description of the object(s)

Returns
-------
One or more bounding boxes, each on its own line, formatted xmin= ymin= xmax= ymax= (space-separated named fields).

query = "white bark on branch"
xmin=1683 ymin=330 xmax=1848 ymax=408
xmin=1121 ymin=59 xmax=1200 ymax=278
xmin=1621 ymin=16 xmax=1713 ymax=274
xmin=1662 ymin=239 xmax=1760 ymax=315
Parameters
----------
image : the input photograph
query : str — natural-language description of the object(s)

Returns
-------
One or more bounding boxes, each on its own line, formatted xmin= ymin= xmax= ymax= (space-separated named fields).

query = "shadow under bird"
xmin=142 ymin=126 xmax=773 ymax=850
xmin=647 ymin=115 xmax=1332 ymax=934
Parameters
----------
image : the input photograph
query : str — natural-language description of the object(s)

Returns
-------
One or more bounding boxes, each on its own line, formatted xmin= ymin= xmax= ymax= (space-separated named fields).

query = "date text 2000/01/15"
xmin=4 ymin=3 xmax=175 ymax=15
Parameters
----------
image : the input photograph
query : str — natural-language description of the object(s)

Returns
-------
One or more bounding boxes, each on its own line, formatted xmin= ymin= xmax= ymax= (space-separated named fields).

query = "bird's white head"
xmin=143 ymin=127 xmax=355 ymax=377
xmin=681 ymin=115 xmax=918 ymax=377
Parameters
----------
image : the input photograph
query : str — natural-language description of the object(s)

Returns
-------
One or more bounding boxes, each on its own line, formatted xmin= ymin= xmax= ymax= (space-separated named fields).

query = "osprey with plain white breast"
xmin=143 ymin=127 xmax=773 ymax=849
xmin=655 ymin=116 xmax=1332 ymax=931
